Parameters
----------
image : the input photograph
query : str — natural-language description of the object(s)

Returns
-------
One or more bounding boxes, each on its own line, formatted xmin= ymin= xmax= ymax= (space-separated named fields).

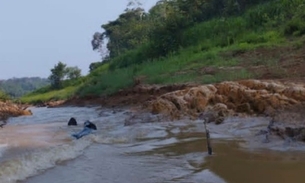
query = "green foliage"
xmin=89 ymin=62 xmax=104 ymax=72
xmin=21 ymin=86 xmax=78 ymax=104
xmin=97 ymin=7 xmax=151 ymax=58
xmin=142 ymin=0 xmax=269 ymax=58
xmin=90 ymin=63 xmax=109 ymax=76
xmin=26 ymin=0 xmax=305 ymax=102
xmin=244 ymin=0 xmax=305 ymax=30
xmin=108 ymin=43 xmax=156 ymax=70
xmin=21 ymin=77 xmax=86 ymax=104
xmin=81 ymin=0 xmax=301 ymax=96
xmin=48 ymin=61 xmax=67 ymax=89
xmin=66 ymin=66 xmax=81 ymax=80
xmin=78 ymin=68 xmax=134 ymax=96
xmin=48 ymin=62 xmax=82 ymax=89
xmin=284 ymin=4 xmax=305 ymax=36
xmin=93 ymin=0 xmax=299 ymax=69
xmin=0 ymin=77 xmax=50 ymax=98
xmin=0 ymin=90 xmax=10 ymax=101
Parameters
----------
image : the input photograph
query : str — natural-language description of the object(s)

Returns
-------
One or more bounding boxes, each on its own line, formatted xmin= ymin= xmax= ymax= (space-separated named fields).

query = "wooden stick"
xmin=204 ymin=119 xmax=213 ymax=155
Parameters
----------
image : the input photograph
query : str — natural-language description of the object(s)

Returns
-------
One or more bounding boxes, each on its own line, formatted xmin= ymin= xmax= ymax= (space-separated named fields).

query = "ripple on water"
xmin=3 ymin=107 xmax=305 ymax=183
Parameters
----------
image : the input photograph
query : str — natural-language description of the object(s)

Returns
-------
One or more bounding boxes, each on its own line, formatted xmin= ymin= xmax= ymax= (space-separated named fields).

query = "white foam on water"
xmin=0 ymin=139 xmax=92 ymax=183
xmin=0 ymin=119 xmax=99 ymax=183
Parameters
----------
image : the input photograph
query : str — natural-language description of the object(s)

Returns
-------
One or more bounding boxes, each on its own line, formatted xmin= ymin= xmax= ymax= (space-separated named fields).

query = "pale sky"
xmin=0 ymin=0 xmax=158 ymax=79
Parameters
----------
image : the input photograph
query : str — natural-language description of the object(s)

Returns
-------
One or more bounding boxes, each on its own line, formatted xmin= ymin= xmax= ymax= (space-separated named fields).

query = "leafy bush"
xmin=284 ymin=5 xmax=305 ymax=36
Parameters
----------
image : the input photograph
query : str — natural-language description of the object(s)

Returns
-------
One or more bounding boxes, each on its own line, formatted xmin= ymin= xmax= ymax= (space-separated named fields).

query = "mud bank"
xmin=143 ymin=79 xmax=305 ymax=147
xmin=148 ymin=79 xmax=305 ymax=119
xmin=0 ymin=101 xmax=32 ymax=122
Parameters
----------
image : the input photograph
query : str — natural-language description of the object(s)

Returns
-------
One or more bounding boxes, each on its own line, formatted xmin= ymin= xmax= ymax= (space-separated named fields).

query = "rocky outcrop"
xmin=0 ymin=101 xmax=32 ymax=121
xmin=147 ymin=80 xmax=305 ymax=121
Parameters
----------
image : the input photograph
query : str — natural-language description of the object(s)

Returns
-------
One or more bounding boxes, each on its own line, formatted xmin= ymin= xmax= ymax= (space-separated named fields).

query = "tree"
xmin=89 ymin=62 xmax=103 ymax=72
xmin=91 ymin=0 xmax=150 ymax=59
xmin=48 ymin=62 xmax=67 ymax=89
xmin=91 ymin=32 xmax=104 ymax=51
xmin=66 ymin=66 xmax=81 ymax=80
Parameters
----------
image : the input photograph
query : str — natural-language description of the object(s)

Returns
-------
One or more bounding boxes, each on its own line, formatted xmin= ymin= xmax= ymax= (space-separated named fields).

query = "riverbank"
xmin=55 ymin=78 xmax=305 ymax=151
xmin=0 ymin=101 xmax=32 ymax=123
xmin=144 ymin=79 xmax=305 ymax=150
xmin=9 ymin=40 xmax=305 ymax=150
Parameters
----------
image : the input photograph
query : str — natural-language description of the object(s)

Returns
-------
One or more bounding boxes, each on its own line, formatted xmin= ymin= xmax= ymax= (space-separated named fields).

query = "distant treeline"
xmin=0 ymin=77 xmax=50 ymax=98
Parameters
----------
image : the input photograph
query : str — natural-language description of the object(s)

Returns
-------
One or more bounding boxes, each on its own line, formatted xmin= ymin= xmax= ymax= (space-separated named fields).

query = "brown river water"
xmin=0 ymin=107 xmax=305 ymax=183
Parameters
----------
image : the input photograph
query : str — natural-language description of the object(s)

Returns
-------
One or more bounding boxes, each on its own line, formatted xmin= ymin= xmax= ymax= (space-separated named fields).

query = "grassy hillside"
xmin=21 ymin=0 xmax=305 ymax=104
xmin=20 ymin=77 xmax=86 ymax=104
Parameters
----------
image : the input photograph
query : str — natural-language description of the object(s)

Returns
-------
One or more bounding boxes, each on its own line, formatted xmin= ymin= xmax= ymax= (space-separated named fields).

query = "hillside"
xmin=21 ymin=0 xmax=305 ymax=105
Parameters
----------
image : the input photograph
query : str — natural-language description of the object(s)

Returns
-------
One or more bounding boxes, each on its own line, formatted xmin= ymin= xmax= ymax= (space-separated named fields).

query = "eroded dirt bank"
xmin=144 ymin=79 xmax=305 ymax=146
xmin=0 ymin=101 xmax=32 ymax=122
xmin=148 ymin=79 xmax=305 ymax=118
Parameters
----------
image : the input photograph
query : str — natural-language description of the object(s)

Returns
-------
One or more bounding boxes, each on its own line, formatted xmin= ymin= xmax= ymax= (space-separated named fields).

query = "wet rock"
xmin=285 ymin=127 xmax=305 ymax=141
xmin=261 ymin=122 xmax=305 ymax=143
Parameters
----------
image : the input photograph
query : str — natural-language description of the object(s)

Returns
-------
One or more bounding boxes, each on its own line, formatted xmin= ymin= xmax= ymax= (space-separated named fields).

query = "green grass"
xmin=22 ymin=0 xmax=305 ymax=103
xmin=21 ymin=86 xmax=78 ymax=104
xmin=75 ymin=32 xmax=289 ymax=96
xmin=77 ymin=67 xmax=135 ymax=96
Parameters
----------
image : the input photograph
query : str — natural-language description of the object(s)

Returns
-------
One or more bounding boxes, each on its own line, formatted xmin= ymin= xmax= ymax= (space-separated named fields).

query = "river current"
xmin=0 ymin=107 xmax=305 ymax=183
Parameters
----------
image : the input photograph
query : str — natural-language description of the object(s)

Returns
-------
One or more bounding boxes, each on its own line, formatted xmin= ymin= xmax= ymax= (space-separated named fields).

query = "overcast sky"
xmin=0 ymin=0 xmax=157 ymax=80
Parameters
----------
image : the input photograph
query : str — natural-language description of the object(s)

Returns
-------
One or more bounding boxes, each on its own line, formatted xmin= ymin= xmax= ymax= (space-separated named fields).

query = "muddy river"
xmin=0 ymin=107 xmax=304 ymax=183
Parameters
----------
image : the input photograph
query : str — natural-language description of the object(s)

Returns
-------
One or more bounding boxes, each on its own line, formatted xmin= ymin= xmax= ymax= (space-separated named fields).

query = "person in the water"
xmin=68 ymin=117 xmax=77 ymax=126
xmin=72 ymin=120 xmax=97 ymax=139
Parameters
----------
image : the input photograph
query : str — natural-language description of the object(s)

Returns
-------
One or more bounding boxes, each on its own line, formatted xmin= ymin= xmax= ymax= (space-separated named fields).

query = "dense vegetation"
xmin=21 ymin=0 xmax=305 ymax=103
xmin=48 ymin=62 xmax=82 ymax=89
xmin=0 ymin=90 xmax=10 ymax=101
xmin=0 ymin=77 xmax=49 ymax=98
